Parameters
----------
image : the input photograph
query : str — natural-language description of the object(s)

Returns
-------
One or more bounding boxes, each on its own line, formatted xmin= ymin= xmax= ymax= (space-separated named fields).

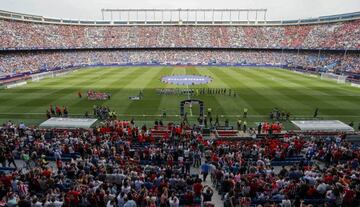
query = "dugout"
xmin=291 ymin=120 xmax=354 ymax=132
xmin=39 ymin=117 xmax=97 ymax=129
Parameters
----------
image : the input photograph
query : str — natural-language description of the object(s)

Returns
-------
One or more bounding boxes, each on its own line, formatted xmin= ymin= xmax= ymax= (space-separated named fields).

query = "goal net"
xmin=320 ymin=73 xmax=348 ymax=84
xmin=31 ymin=71 xmax=54 ymax=82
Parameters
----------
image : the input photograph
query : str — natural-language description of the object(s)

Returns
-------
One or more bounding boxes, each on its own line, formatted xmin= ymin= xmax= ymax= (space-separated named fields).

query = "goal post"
xmin=320 ymin=72 xmax=348 ymax=84
xmin=180 ymin=99 xmax=204 ymax=117
xmin=31 ymin=71 xmax=54 ymax=82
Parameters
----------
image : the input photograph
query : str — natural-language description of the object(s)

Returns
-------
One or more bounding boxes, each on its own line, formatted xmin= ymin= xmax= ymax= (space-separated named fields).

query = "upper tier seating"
xmin=0 ymin=18 xmax=359 ymax=50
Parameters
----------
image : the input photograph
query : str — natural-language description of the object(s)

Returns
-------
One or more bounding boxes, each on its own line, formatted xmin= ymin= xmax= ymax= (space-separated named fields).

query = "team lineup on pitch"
xmin=0 ymin=66 xmax=359 ymax=126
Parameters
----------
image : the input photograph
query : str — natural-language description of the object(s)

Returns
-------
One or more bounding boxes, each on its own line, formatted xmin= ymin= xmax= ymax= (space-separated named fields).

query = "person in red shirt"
xmin=56 ymin=159 xmax=63 ymax=170
xmin=324 ymin=173 xmax=334 ymax=184
xmin=184 ymin=190 xmax=194 ymax=206
xmin=0 ymin=172 xmax=12 ymax=187
xmin=56 ymin=106 xmax=62 ymax=117
xmin=163 ymin=132 xmax=169 ymax=141
xmin=41 ymin=167 xmax=52 ymax=178
xmin=193 ymin=179 xmax=203 ymax=197
xmin=65 ymin=188 xmax=81 ymax=206
xmin=343 ymin=187 xmax=355 ymax=206
xmin=149 ymin=134 xmax=155 ymax=143
xmin=138 ymin=133 xmax=144 ymax=143
xmin=306 ymin=186 xmax=317 ymax=198
xmin=175 ymin=127 xmax=181 ymax=136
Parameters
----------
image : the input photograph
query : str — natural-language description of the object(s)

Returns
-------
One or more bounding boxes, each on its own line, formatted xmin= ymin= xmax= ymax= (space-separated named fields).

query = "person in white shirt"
xmin=121 ymin=182 xmax=131 ymax=194
xmin=134 ymin=179 xmax=144 ymax=191
xmin=43 ymin=197 xmax=63 ymax=207
xmin=117 ymin=192 xmax=126 ymax=207
xmin=106 ymin=198 xmax=117 ymax=207
xmin=184 ymin=149 xmax=190 ymax=158
xmin=31 ymin=196 xmax=43 ymax=207
xmin=168 ymin=192 xmax=179 ymax=207
xmin=317 ymin=181 xmax=328 ymax=195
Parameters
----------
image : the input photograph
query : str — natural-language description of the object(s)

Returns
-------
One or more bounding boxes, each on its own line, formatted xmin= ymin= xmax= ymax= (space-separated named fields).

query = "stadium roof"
xmin=0 ymin=9 xmax=359 ymax=26
xmin=39 ymin=117 xmax=97 ymax=129
xmin=291 ymin=120 xmax=354 ymax=132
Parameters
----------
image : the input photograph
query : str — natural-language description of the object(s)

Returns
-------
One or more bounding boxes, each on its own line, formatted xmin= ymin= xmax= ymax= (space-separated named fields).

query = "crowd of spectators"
xmin=0 ymin=50 xmax=359 ymax=77
xmin=0 ymin=17 xmax=359 ymax=78
xmin=0 ymin=18 xmax=359 ymax=50
xmin=0 ymin=119 xmax=217 ymax=207
xmin=208 ymin=134 xmax=360 ymax=207
xmin=0 ymin=118 xmax=359 ymax=207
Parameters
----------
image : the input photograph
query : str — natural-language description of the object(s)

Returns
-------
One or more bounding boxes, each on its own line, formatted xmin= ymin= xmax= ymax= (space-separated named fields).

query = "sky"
xmin=1 ymin=0 xmax=360 ymax=21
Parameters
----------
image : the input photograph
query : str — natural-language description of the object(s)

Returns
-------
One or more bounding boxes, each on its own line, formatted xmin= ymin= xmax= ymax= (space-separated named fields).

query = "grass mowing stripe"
xmin=221 ymin=68 xmax=294 ymax=115
xmin=0 ymin=68 xmax=115 ymax=124
xmin=185 ymin=67 xmax=195 ymax=116
xmin=0 ymin=68 xmax=117 ymax=114
xmin=207 ymin=67 xmax=269 ymax=115
xmin=2 ymin=68 xmax=144 ymax=119
xmin=50 ymin=67 xmax=138 ymax=114
xmin=22 ymin=68 xmax=109 ymax=90
xmin=33 ymin=67 xmax=145 ymax=117
xmin=245 ymin=68 xmax=360 ymax=117
xmin=283 ymin=69 xmax=360 ymax=94
xmin=208 ymin=68 xmax=260 ymax=116
xmin=1 ymin=66 xmax=360 ymax=125
xmin=0 ymin=71 xmax=92 ymax=104
xmin=197 ymin=67 xmax=242 ymax=116
xmin=157 ymin=67 xmax=182 ymax=116
xmin=97 ymin=67 xmax=151 ymax=112
xmin=0 ymin=69 xmax=111 ymax=117
xmin=236 ymin=68 xmax=345 ymax=116
xmin=112 ymin=67 xmax=164 ymax=115
xmin=260 ymin=69 xmax=360 ymax=109
xmin=267 ymin=69 xmax=360 ymax=102
xmin=192 ymin=67 xmax=228 ymax=117
xmin=242 ymin=68 xmax=325 ymax=111
xmin=273 ymin=69 xmax=360 ymax=96
xmin=0 ymin=70 xmax=108 ymax=111
xmin=232 ymin=69 xmax=311 ymax=111
xmin=124 ymin=67 xmax=173 ymax=116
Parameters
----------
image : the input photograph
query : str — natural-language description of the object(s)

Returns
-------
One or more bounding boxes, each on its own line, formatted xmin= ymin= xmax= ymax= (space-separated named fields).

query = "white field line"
xmin=186 ymin=84 xmax=193 ymax=116
xmin=182 ymin=67 xmax=193 ymax=117
xmin=1 ymin=112 xmax=360 ymax=118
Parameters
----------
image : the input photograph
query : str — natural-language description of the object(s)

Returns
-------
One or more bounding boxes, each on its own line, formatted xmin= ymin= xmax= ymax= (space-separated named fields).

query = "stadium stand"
xmin=0 ymin=50 xmax=359 ymax=79
xmin=0 ymin=9 xmax=360 ymax=206
xmin=0 ymin=10 xmax=359 ymax=80
xmin=0 ymin=120 xmax=359 ymax=206
xmin=0 ymin=18 xmax=359 ymax=50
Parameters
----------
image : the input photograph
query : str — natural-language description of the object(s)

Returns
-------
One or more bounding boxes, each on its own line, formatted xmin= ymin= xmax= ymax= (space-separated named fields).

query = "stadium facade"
xmin=0 ymin=9 xmax=359 ymax=83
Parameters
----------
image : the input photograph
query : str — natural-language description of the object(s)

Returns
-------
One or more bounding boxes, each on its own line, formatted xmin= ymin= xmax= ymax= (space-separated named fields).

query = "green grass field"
xmin=1 ymin=66 xmax=360 ymax=128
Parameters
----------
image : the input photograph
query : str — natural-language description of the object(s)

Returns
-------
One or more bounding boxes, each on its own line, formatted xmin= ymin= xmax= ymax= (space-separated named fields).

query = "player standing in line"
xmin=314 ymin=108 xmax=319 ymax=118
xmin=243 ymin=108 xmax=248 ymax=118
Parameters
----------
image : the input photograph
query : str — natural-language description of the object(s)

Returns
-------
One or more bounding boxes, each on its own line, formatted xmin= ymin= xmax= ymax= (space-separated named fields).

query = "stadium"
xmin=0 ymin=1 xmax=360 ymax=207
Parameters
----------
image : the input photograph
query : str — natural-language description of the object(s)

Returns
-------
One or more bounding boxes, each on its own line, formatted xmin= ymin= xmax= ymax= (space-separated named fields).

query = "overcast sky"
xmin=1 ymin=0 xmax=360 ymax=21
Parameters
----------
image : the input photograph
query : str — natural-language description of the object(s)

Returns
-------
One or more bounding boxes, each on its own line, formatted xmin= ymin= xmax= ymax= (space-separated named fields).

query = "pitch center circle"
xmin=161 ymin=75 xmax=213 ymax=85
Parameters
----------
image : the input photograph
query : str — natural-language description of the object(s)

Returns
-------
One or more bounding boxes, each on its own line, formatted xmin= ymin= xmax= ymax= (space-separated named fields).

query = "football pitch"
xmin=1 ymin=66 xmax=360 ymax=127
